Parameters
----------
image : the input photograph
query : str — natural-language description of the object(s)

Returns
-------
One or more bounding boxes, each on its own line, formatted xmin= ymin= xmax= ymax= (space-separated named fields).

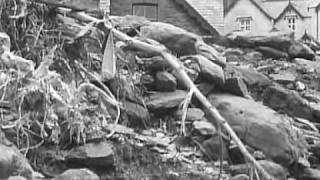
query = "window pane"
xmin=145 ymin=5 xmax=157 ymax=20
xmin=133 ymin=4 xmax=157 ymax=21
xmin=133 ymin=5 xmax=145 ymax=16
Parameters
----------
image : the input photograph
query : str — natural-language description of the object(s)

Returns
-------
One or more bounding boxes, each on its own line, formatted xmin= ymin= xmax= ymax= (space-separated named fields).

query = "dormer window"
xmin=237 ymin=17 xmax=252 ymax=32
xmin=132 ymin=3 xmax=158 ymax=21
xmin=285 ymin=15 xmax=297 ymax=31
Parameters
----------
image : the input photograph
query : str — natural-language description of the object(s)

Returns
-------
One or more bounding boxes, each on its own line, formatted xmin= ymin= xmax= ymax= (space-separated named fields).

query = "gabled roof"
xmin=273 ymin=1 xmax=309 ymax=20
xmin=226 ymin=0 xmax=274 ymax=19
xmin=172 ymin=0 xmax=223 ymax=35
xmin=226 ymin=0 xmax=313 ymax=21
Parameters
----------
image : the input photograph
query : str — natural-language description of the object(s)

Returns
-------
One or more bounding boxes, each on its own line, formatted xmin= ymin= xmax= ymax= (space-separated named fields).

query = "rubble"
xmin=0 ymin=1 xmax=320 ymax=179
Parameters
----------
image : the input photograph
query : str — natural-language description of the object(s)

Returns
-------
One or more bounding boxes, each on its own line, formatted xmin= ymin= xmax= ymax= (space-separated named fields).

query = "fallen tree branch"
xmin=54 ymin=8 xmax=275 ymax=180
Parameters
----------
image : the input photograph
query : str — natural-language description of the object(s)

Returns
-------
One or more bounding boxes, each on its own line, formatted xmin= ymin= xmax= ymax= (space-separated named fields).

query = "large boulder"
xmin=208 ymin=94 xmax=307 ymax=167
xmin=263 ymin=84 xmax=320 ymax=122
xmin=140 ymin=22 xmax=226 ymax=67
xmin=0 ymin=144 xmax=33 ymax=180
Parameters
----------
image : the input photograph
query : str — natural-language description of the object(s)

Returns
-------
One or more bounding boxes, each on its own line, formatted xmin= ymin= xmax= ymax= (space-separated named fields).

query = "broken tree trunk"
xmin=221 ymin=32 xmax=315 ymax=60
xmin=54 ymin=9 xmax=276 ymax=180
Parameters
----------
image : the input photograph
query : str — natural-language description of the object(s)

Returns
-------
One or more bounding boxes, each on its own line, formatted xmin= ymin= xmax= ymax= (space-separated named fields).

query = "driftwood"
xmin=222 ymin=33 xmax=315 ymax=60
xmin=50 ymin=8 xmax=276 ymax=180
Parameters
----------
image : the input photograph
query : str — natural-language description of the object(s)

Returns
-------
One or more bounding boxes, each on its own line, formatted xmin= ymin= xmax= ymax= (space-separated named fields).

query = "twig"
xmin=179 ymin=88 xmax=194 ymax=136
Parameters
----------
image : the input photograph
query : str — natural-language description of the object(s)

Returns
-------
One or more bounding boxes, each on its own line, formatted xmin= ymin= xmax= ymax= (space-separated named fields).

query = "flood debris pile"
xmin=0 ymin=1 xmax=319 ymax=180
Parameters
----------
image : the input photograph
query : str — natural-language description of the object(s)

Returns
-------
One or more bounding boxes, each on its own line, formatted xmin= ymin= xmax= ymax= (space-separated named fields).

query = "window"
xmin=287 ymin=17 xmax=296 ymax=31
xmin=132 ymin=3 xmax=158 ymax=21
xmin=237 ymin=17 xmax=252 ymax=32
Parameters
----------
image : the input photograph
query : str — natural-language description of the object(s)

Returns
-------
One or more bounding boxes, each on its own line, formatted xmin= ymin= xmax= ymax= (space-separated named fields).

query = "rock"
xmin=230 ymin=174 xmax=249 ymax=180
xmin=142 ymin=56 xmax=170 ymax=71
xmin=123 ymin=100 xmax=150 ymax=125
xmin=243 ymin=51 xmax=263 ymax=62
xmin=230 ymin=160 xmax=288 ymax=180
xmin=292 ymin=58 xmax=320 ymax=74
xmin=53 ymin=169 xmax=99 ymax=180
xmin=196 ymin=82 xmax=216 ymax=96
xmin=184 ymin=55 xmax=225 ymax=86
xmin=298 ymin=168 xmax=320 ymax=180
xmin=192 ymin=121 xmax=216 ymax=136
xmin=208 ymin=94 xmax=307 ymax=167
xmin=155 ymin=71 xmax=177 ymax=92
xmin=257 ymin=46 xmax=289 ymax=59
xmin=224 ymin=48 xmax=244 ymax=56
xmin=224 ymin=76 xmax=250 ymax=98
xmin=8 ymin=176 xmax=26 ymax=180
xmin=288 ymin=42 xmax=315 ymax=60
xmin=201 ymin=135 xmax=229 ymax=161
xmin=295 ymin=81 xmax=306 ymax=91
xmin=263 ymin=84 xmax=319 ymax=122
xmin=226 ymin=65 xmax=272 ymax=87
xmin=0 ymin=144 xmax=33 ymax=180
xmin=175 ymin=108 xmax=205 ymax=122
xmin=259 ymin=160 xmax=288 ymax=180
xmin=269 ymin=73 xmax=296 ymax=84
xmin=181 ymin=57 xmax=201 ymax=82
xmin=197 ymin=55 xmax=225 ymax=86
xmin=146 ymin=90 xmax=187 ymax=110
xmin=140 ymin=22 xmax=200 ymax=56
xmin=197 ymin=43 xmax=227 ymax=68
xmin=229 ymin=144 xmax=255 ymax=164
xmin=65 ymin=141 xmax=114 ymax=169
xmin=140 ymin=22 xmax=225 ymax=67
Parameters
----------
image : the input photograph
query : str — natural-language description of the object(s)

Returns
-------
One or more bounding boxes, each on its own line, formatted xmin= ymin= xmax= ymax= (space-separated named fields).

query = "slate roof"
xmin=184 ymin=0 xmax=224 ymax=33
xmin=172 ymin=0 xmax=224 ymax=35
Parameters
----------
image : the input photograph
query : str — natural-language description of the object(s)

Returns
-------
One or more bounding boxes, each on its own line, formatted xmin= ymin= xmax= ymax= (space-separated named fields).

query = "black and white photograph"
xmin=0 ymin=0 xmax=320 ymax=179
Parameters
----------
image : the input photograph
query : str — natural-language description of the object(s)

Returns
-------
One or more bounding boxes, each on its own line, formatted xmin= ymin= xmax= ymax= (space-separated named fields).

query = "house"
xmin=105 ymin=0 xmax=224 ymax=39
xmin=224 ymin=0 xmax=320 ymax=40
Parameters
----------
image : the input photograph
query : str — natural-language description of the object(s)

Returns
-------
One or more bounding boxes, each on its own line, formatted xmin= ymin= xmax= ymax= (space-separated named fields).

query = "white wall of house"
xmin=224 ymin=0 xmax=273 ymax=35
xmin=274 ymin=9 xmax=311 ymax=39
xmin=309 ymin=7 xmax=320 ymax=40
